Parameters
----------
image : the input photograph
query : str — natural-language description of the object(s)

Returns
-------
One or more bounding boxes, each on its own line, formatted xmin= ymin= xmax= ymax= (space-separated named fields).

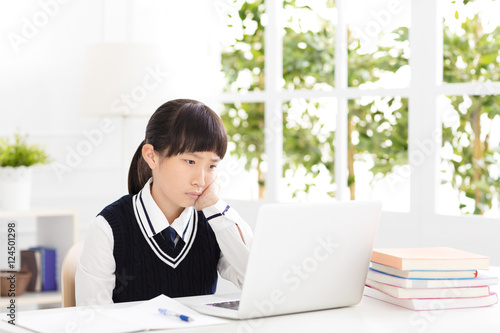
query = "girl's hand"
xmin=194 ymin=178 xmax=220 ymax=211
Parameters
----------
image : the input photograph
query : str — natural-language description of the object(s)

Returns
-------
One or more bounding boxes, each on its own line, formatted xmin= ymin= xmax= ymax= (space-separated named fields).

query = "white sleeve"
xmin=75 ymin=215 xmax=116 ymax=306
xmin=202 ymin=200 xmax=253 ymax=289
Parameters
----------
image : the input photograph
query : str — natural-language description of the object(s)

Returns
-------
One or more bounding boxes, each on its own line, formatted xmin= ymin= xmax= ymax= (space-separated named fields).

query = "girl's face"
xmin=149 ymin=150 xmax=220 ymax=218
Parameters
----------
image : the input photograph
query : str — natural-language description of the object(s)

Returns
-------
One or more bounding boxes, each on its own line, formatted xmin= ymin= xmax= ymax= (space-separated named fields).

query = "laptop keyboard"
xmin=208 ymin=300 xmax=240 ymax=310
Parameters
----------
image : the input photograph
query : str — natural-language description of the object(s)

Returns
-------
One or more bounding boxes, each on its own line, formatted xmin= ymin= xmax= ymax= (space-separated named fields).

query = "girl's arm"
xmin=202 ymin=200 xmax=254 ymax=288
xmin=75 ymin=215 xmax=116 ymax=306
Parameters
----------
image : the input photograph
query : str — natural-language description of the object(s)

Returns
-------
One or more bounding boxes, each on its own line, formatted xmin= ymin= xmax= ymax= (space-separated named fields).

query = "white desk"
xmin=1 ymin=293 xmax=499 ymax=333
xmin=2 ymin=268 xmax=499 ymax=333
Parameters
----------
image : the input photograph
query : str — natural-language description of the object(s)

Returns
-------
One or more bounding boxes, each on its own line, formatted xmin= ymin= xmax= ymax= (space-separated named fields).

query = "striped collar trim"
xmin=135 ymin=178 xmax=192 ymax=240
xmin=133 ymin=194 xmax=197 ymax=268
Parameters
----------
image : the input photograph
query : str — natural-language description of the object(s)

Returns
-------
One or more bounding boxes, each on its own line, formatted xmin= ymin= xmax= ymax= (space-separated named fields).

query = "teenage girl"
xmin=75 ymin=99 xmax=253 ymax=305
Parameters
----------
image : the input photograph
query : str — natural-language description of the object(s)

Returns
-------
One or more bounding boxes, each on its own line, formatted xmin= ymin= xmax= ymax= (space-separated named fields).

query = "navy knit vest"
xmin=99 ymin=194 xmax=220 ymax=303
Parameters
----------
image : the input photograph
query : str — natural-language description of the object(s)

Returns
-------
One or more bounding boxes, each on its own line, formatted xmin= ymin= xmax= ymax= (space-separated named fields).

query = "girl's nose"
xmin=192 ymin=168 xmax=206 ymax=187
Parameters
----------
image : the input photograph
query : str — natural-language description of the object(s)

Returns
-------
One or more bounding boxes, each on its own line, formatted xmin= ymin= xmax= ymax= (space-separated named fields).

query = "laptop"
xmin=189 ymin=200 xmax=381 ymax=320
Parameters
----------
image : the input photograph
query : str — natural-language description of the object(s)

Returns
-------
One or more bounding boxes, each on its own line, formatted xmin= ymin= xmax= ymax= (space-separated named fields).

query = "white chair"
xmin=61 ymin=241 xmax=85 ymax=307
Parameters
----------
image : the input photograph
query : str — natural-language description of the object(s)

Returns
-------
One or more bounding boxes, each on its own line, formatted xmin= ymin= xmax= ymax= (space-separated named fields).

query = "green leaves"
xmin=443 ymin=16 xmax=500 ymax=83
xmin=0 ymin=132 xmax=50 ymax=167
xmin=442 ymin=6 xmax=500 ymax=214
xmin=221 ymin=102 xmax=265 ymax=172
xmin=221 ymin=0 xmax=499 ymax=212
xmin=349 ymin=97 xmax=408 ymax=184
xmin=441 ymin=94 xmax=500 ymax=214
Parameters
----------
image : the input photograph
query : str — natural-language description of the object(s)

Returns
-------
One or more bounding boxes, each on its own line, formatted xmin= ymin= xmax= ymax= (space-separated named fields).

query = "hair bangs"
xmin=166 ymin=102 xmax=227 ymax=159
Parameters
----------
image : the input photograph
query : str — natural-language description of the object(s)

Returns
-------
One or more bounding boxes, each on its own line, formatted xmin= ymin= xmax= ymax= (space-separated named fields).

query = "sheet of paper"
xmin=102 ymin=294 xmax=229 ymax=330
xmin=8 ymin=294 xmax=229 ymax=333
xmin=14 ymin=307 xmax=144 ymax=333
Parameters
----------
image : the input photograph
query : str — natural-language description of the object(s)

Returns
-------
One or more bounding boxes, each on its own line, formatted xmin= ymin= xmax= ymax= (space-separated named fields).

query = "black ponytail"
xmin=128 ymin=140 xmax=151 ymax=194
xmin=127 ymin=99 xmax=227 ymax=195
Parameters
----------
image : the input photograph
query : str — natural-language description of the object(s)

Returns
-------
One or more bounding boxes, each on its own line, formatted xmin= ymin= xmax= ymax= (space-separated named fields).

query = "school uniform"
xmin=75 ymin=178 xmax=253 ymax=306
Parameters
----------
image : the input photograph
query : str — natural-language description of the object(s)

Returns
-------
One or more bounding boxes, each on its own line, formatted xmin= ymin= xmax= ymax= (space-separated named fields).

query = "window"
xmin=219 ymin=1 xmax=266 ymax=200
xmin=439 ymin=0 xmax=500 ymax=216
xmin=282 ymin=97 xmax=336 ymax=201
xmin=347 ymin=1 xmax=410 ymax=210
xmin=217 ymin=0 xmax=500 ymax=219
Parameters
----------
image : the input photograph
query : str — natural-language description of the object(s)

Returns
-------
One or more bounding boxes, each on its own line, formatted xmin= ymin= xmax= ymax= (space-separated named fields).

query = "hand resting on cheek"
xmin=194 ymin=178 xmax=221 ymax=211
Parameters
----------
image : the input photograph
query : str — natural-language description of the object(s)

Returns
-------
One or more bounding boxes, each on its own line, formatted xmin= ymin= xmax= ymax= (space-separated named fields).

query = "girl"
xmin=76 ymin=99 xmax=253 ymax=305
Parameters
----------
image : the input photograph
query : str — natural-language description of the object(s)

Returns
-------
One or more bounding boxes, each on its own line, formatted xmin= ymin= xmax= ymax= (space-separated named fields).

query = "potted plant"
xmin=0 ymin=132 xmax=50 ymax=210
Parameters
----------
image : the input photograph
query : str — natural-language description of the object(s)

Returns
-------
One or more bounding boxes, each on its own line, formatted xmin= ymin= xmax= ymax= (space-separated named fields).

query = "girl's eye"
xmin=185 ymin=160 xmax=195 ymax=165
xmin=210 ymin=165 xmax=218 ymax=170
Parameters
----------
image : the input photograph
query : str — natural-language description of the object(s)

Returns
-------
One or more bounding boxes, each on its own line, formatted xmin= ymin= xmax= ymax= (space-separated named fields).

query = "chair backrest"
xmin=61 ymin=241 xmax=84 ymax=307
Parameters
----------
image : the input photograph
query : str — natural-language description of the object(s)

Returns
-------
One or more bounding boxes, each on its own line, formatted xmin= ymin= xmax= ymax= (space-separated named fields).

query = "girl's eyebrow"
xmin=186 ymin=152 xmax=221 ymax=162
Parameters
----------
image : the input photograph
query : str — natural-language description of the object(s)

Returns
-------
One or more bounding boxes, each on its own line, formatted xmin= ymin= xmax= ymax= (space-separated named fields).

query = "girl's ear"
xmin=142 ymin=144 xmax=158 ymax=170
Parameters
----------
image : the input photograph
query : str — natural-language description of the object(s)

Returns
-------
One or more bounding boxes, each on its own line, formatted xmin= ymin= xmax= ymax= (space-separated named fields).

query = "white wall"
xmin=0 ymin=0 xmax=222 ymax=239
xmin=1 ymin=0 xmax=117 ymax=237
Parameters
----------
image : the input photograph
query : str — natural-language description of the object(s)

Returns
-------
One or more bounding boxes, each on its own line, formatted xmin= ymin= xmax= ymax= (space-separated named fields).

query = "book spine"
xmin=30 ymin=247 xmax=57 ymax=292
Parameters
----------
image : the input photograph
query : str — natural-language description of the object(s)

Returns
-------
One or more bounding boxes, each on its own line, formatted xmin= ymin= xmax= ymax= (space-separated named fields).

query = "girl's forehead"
xmin=179 ymin=151 xmax=222 ymax=161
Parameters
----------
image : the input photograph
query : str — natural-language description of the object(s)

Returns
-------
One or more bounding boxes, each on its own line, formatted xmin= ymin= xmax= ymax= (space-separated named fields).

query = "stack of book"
xmin=364 ymin=247 xmax=498 ymax=310
xmin=20 ymin=246 xmax=57 ymax=292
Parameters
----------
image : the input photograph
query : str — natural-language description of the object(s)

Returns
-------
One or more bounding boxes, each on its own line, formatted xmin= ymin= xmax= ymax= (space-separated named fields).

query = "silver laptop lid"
xmin=238 ymin=200 xmax=381 ymax=319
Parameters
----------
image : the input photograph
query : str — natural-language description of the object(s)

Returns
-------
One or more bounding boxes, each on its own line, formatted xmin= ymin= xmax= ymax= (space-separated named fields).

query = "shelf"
xmin=0 ymin=207 xmax=78 ymax=308
xmin=0 ymin=208 xmax=78 ymax=219
xmin=0 ymin=291 xmax=61 ymax=306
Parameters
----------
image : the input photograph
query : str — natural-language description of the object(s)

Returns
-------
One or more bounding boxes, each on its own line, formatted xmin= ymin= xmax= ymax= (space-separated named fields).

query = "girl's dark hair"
xmin=128 ymin=99 xmax=227 ymax=194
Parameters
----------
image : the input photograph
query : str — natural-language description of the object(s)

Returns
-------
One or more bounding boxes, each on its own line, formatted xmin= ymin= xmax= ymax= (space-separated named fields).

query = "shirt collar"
xmin=136 ymin=178 xmax=193 ymax=239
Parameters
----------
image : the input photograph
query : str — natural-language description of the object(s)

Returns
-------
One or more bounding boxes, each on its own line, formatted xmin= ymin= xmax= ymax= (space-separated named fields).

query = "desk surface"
xmin=2 ymin=271 xmax=500 ymax=333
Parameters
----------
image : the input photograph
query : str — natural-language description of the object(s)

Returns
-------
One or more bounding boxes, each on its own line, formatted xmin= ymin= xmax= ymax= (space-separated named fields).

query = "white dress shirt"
xmin=75 ymin=179 xmax=253 ymax=306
